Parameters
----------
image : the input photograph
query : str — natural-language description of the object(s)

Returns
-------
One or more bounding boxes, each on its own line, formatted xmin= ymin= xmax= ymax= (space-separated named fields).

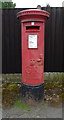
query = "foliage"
xmin=2 ymin=72 xmax=64 ymax=84
xmin=44 ymin=72 xmax=64 ymax=81
xmin=2 ymin=74 xmax=21 ymax=83
xmin=2 ymin=83 xmax=20 ymax=107
xmin=0 ymin=1 xmax=16 ymax=8
xmin=14 ymin=99 xmax=31 ymax=110
xmin=44 ymin=73 xmax=64 ymax=105
xmin=2 ymin=73 xmax=64 ymax=107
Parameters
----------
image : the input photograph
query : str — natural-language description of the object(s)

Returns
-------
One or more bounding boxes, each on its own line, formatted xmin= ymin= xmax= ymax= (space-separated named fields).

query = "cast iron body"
xmin=17 ymin=9 xmax=50 ymax=101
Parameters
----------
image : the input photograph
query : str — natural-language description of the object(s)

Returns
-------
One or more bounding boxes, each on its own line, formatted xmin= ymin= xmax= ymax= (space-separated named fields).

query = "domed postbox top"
xmin=17 ymin=9 xmax=50 ymax=22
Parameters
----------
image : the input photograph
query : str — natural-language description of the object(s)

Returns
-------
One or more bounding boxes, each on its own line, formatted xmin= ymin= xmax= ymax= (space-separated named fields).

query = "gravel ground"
xmin=0 ymin=108 xmax=2 ymax=120
xmin=1 ymin=73 xmax=64 ymax=119
xmin=2 ymin=101 xmax=62 ymax=118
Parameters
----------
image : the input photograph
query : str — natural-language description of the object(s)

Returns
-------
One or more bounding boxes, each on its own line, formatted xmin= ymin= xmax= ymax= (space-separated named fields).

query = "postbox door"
xmin=22 ymin=22 xmax=44 ymax=85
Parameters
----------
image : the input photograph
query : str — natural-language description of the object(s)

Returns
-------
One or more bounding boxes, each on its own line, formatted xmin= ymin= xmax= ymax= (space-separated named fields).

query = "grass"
xmin=2 ymin=74 xmax=21 ymax=83
xmin=14 ymin=99 xmax=31 ymax=110
xmin=2 ymin=83 xmax=21 ymax=107
xmin=2 ymin=72 xmax=64 ymax=83
xmin=44 ymin=72 xmax=64 ymax=81
xmin=2 ymin=72 xmax=64 ymax=107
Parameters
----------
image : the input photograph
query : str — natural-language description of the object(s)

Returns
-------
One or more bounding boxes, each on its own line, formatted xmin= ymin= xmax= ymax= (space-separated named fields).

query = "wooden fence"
xmin=2 ymin=7 xmax=64 ymax=73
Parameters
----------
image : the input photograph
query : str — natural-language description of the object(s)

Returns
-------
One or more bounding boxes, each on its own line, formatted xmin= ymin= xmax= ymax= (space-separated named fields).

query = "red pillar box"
xmin=17 ymin=9 xmax=50 ymax=101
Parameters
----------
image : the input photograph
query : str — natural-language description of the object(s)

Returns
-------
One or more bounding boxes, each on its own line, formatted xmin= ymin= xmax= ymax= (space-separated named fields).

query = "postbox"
xmin=17 ymin=9 xmax=50 ymax=101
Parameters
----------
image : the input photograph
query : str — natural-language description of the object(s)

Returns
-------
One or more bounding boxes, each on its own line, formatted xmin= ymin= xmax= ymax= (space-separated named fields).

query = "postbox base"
xmin=21 ymin=83 xmax=44 ymax=102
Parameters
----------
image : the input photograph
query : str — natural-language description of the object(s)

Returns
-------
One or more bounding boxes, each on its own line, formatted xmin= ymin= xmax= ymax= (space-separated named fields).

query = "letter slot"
xmin=26 ymin=26 xmax=40 ymax=31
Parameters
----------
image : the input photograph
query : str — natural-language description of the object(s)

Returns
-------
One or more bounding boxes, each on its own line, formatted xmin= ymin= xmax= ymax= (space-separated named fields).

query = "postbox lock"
xmin=37 ymin=59 xmax=41 ymax=62
xmin=37 ymin=58 xmax=43 ymax=66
